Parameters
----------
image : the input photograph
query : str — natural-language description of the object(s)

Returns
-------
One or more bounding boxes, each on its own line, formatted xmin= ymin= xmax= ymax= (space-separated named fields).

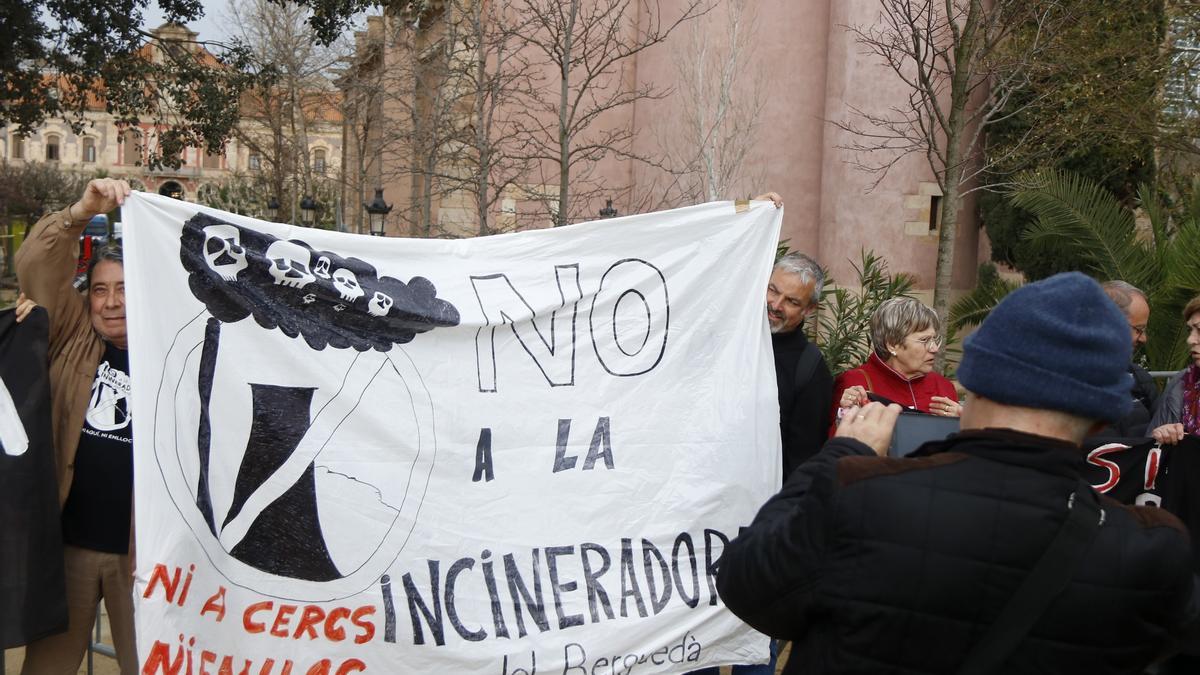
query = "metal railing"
xmin=87 ymin=608 xmax=116 ymax=673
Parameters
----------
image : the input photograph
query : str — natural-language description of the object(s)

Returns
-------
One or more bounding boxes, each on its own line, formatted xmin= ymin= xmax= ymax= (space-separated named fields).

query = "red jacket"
xmin=829 ymin=352 xmax=957 ymax=434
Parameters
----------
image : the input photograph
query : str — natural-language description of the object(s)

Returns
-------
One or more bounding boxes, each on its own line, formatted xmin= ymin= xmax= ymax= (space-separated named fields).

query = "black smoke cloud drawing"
xmin=155 ymin=212 xmax=450 ymax=599
xmin=180 ymin=212 xmax=459 ymax=352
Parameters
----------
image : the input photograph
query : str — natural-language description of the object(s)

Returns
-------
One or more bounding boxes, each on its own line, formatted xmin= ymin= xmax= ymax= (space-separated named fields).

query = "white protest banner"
xmin=125 ymin=192 xmax=782 ymax=674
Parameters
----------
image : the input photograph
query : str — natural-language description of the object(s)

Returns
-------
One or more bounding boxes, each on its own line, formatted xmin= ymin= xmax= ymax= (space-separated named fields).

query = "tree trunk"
xmin=931 ymin=0 xmax=983 ymax=373
xmin=556 ymin=0 xmax=579 ymax=226
xmin=932 ymin=154 xmax=964 ymax=373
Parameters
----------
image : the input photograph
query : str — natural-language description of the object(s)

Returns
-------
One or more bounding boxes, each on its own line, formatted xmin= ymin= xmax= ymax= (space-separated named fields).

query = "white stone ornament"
xmin=202 ymin=224 xmax=248 ymax=281
xmin=331 ymin=268 xmax=364 ymax=302
xmin=367 ymin=291 xmax=393 ymax=317
xmin=314 ymin=256 xmax=332 ymax=279
xmin=265 ymin=240 xmax=317 ymax=289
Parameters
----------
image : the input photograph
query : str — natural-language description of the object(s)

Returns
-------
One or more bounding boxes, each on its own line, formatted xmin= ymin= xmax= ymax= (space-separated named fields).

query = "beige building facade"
xmin=1 ymin=24 xmax=343 ymax=220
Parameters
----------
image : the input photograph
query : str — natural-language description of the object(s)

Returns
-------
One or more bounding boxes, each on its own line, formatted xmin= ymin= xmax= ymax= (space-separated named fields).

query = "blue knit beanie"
xmin=958 ymin=272 xmax=1132 ymax=422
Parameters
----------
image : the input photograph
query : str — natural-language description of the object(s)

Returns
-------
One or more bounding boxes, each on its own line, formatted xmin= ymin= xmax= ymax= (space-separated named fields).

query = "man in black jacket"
xmin=752 ymin=193 xmax=833 ymax=479
xmin=767 ymin=251 xmax=833 ymax=478
xmin=717 ymin=272 xmax=1199 ymax=674
xmin=1100 ymin=280 xmax=1158 ymax=437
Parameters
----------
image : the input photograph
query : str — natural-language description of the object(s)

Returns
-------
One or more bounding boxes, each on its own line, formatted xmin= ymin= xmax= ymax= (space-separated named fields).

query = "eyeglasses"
xmin=908 ymin=335 xmax=941 ymax=350
xmin=1130 ymin=324 xmax=1147 ymax=339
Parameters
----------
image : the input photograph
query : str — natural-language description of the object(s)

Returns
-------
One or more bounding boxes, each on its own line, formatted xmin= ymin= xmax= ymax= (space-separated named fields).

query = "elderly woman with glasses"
xmin=831 ymin=297 xmax=960 ymax=429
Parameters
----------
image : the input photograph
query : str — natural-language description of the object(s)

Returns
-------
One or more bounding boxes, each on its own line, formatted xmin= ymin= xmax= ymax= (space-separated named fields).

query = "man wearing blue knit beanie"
xmin=717 ymin=272 xmax=1199 ymax=675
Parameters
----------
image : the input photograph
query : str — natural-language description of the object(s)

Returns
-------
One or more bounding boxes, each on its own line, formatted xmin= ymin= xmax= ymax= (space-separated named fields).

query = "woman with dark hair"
xmin=831 ymin=296 xmax=959 ymax=431
xmin=1148 ymin=295 xmax=1200 ymax=445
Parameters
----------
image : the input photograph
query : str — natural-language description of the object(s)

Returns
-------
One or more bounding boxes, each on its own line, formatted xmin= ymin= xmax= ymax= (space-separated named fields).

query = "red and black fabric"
xmin=1084 ymin=435 xmax=1200 ymax=574
xmin=0 ymin=306 xmax=67 ymax=648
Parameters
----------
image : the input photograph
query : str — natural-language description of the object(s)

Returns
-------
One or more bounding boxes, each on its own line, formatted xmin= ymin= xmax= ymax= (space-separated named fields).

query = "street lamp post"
xmin=364 ymin=188 xmax=392 ymax=237
xmin=299 ymin=195 xmax=317 ymax=227
xmin=599 ymin=198 xmax=618 ymax=219
xmin=266 ymin=196 xmax=280 ymax=222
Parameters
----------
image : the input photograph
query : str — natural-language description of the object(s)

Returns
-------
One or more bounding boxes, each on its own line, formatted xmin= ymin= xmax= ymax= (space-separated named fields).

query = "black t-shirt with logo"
xmin=61 ymin=342 xmax=133 ymax=554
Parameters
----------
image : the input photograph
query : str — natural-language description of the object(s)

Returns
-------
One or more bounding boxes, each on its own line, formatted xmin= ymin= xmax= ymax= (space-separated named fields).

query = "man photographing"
xmin=717 ymin=272 xmax=1198 ymax=674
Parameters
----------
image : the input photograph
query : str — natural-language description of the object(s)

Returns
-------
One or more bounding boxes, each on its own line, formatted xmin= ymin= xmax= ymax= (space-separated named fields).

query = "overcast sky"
xmin=141 ymin=0 xmax=366 ymax=51
xmin=143 ymin=0 xmax=236 ymax=44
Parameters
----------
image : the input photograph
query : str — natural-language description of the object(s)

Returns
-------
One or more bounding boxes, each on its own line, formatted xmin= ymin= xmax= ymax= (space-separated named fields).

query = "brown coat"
xmin=15 ymin=206 xmax=105 ymax=506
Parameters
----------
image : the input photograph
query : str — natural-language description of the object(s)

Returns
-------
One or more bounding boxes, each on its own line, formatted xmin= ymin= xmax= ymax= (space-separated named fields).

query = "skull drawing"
xmin=313 ymin=256 xmax=332 ymax=279
xmin=202 ymin=224 xmax=247 ymax=281
xmin=367 ymin=291 xmax=393 ymax=317
xmin=266 ymin=240 xmax=317 ymax=289
xmin=331 ymin=268 xmax=365 ymax=303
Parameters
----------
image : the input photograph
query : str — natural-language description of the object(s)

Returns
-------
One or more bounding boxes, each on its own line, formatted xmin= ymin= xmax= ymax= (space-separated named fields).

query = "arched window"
xmin=158 ymin=181 xmax=184 ymax=199
xmin=45 ymin=134 xmax=61 ymax=161
xmin=82 ymin=137 xmax=97 ymax=163
xmin=122 ymin=129 xmax=141 ymax=165
xmin=312 ymin=148 xmax=327 ymax=174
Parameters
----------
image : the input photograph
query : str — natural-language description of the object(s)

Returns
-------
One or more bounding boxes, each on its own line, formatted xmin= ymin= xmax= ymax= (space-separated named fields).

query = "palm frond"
xmin=1012 ymin=169 xmax=1154 ymax=289
xmin=949 ymin=274 xmax=1022 ymax=331
xmin=1188 ymin=176 xmax=1200 ymax=226
xmin=1138 ymin=183 xmax=1169 ymax=262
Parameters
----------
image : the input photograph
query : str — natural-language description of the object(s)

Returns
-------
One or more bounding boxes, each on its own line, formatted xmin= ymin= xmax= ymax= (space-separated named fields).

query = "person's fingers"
xmin=881 ymin=402 xmax=903 ymax=426
xmin=14 ymin=293 xmax=34 ymax=323
xmin=864 ymin=401 xmax=901 ymax=425
xmin=80 ymin=178 xmax=130 ymax=215
xmin=838 ymin=404 xmax=864 ymax=429
xmin=1167 ymin=424 xmax=1182 ymax=443
xmin=1153 ymin=424 xmax=1185 ymax=445
xmin=931 ymin=396 xmax=960 ymax=417
xmin=99 ymin=178 xmax=125 ymax=206
xmin=112 ymin=179 xmax=130 ymax=204
xmin=857 ymin=401 xmax=883 ymax=422
xmin=753 ymin=192 xmax=783 ymax=208
xmin=835 ymin=402 xmax=900 ymax=456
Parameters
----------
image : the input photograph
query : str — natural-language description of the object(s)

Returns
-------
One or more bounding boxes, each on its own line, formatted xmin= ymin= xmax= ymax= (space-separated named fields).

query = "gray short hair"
xmin=773 ymin=252 xmax=824 ymax=307
xmin=1100 ymin=280 xmax=1145 ymax=317
xmin=870 ymin=296 xmax=939 ymax=359
xmin=86 ymin=243 xmax=124 ymax=288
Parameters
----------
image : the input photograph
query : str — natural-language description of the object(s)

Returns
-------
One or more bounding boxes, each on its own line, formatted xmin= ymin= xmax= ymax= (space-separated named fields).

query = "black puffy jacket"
xmin=717 ymin=429 xmax=1200 ymax=674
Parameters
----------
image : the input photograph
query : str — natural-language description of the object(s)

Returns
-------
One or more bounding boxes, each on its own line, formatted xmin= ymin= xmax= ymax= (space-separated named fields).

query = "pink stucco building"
xmin=341 ymin=0 xmax=986 ymax=293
